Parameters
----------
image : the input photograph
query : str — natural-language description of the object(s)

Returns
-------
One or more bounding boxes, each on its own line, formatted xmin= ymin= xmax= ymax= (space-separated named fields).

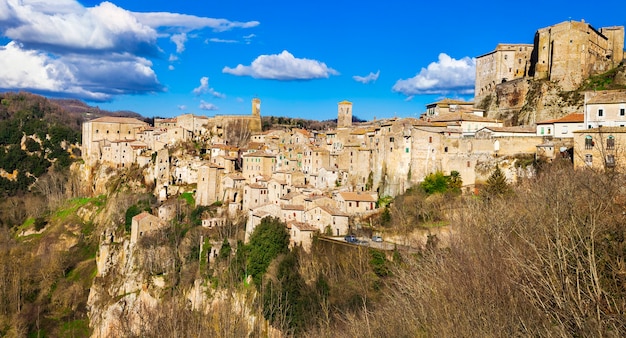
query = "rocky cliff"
xmin=478 ymin=63 xmax=626 ymax=126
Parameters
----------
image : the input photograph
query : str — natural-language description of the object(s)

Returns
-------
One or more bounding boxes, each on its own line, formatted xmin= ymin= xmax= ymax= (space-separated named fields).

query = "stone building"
xmin=573 ymin=127 xmax=626 ymax=170
xmin=474 ymin=44 xmax=533 ymax=101
xmin=130 ymin=212 xmax=166 ymax=244
xmin=242 ymin=151 xmax=276 ymax=181
xmin=82 ymin=116 xmax=148 ymax=165
xmin=196 ymin=164 xmax=223 ymax=206
xmin=475 ymin=20 xmax=625 ymax=103
xmin=535 ymin=21 xmax=624 ymax=90
xmin=335 ymin=191 xmax=377 ymax=214
xmin=536 ymin=113 xmax=585 ymax=138
xmin=425 ymin=99 xmax=479 ymax=118
xmin=584 ymin=90 xmax=626 ymax=128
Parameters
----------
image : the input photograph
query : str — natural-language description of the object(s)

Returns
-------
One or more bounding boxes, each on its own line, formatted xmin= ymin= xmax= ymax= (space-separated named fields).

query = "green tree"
xmin=483 ymin=165 xmax=510 ymax=197
xmin=448 ymin=170 xmax=463 ymax=194
xmin=420 ymin=171 xmax=449 ymax=195
xmin=262 ymin=251 xmax=311 ymax=333
xmin=247 ymin=217 xmax=290 ymax=287
xmin=219 ymin=238 xmax=232 ymax=260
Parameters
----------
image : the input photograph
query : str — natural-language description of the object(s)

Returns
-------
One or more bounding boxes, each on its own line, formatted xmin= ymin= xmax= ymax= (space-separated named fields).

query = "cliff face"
xmin=478 ymin=78 xmax=583 ymax=126
xmin=480 ymin=63 xmax=626 ymax=126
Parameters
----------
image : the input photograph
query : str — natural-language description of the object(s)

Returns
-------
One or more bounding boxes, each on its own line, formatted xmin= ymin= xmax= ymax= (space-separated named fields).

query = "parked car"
xmin=344 ymin=235 xmax=357 ymax=243
xmin=372 ymin=235 xmax=383 ymax=242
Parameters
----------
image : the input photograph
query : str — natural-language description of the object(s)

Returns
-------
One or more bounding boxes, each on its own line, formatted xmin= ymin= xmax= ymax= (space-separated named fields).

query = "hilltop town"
xmin=79 ymin=19 xmax=626 ymax=253
xmin=3 ymin=18 xmax=626 ymax=338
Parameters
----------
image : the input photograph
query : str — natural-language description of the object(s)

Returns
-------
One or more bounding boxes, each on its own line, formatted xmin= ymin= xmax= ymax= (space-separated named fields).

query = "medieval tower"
xmin=252 ymin=98 xmax=261 ymax=117
xmin=337 ymin=100 xmax=353 ymax=128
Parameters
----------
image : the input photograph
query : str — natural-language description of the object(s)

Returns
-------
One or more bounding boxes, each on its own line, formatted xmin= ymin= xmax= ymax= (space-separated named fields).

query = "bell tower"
xmin=252 ymin=98 xmax=261 ymax=117
xmin=337 ymin=100 xmax=352 ymax=128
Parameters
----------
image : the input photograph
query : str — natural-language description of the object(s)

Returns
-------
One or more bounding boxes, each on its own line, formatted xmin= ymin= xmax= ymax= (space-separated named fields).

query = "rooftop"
xmin=537 ymin=113 xmax=584 ymax=124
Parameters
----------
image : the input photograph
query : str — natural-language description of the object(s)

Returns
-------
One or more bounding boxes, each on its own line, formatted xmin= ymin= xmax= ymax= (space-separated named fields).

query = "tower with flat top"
xmin=337 ymin=100 xmax=352 ymax=128
xmin=252 ymin=98 xmax=261 ymax=117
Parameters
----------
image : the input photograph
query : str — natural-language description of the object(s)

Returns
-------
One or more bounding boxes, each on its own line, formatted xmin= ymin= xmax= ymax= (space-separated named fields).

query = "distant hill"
xmin=261 ymin=115 xmax=367 ymax=131
xmin=0 ymin=91 xmax=143 ymax=196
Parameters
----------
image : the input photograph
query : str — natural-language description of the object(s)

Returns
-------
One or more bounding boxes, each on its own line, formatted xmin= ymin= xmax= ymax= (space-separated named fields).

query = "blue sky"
xmin=1 ymin=1 xmax=625 ymax=121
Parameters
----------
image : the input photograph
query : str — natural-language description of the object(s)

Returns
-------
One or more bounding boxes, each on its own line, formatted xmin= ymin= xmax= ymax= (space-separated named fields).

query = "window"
xmin=607 ymin=136 xmax=615 ymax=150
xmin=585 ymin=136 xmax=594 ymax=150
xmin=405 ymin=147 xmax=409 ymax=153
xmin=429 ymin=136 xmax=432 ymax=143
xmin=606 ymin=154 xmax=616 ymax=168
xmin=389 ymin=137 xmax=394 ymax=143
xmin=621 ymin=108 xmax=625 ymax=116
xmin=444 ymin=146 xmax=448 ymax=153
xmin=598 ymin=109 xmax=604 ymax=117
xmin=585 ymin=154 xmax=593 ymax=166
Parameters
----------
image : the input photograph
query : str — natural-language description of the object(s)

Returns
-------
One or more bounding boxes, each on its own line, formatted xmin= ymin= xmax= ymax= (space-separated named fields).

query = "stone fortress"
xmin=84 ymin=19 xmax=626 ymax=253
xmin=475 ymin=20 xmax=624 ymax=104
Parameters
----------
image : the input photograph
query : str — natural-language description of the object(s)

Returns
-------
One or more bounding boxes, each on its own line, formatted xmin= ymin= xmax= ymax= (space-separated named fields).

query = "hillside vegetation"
xmin=0 ymin=145 xmax=623 ymax=337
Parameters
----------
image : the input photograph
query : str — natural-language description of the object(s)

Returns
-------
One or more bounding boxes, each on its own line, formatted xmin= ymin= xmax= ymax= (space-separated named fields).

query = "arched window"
xmin=607 ymin=135 xmax=615 ymax=150
xmin=585 ymin=135 xmax=594 ymax=150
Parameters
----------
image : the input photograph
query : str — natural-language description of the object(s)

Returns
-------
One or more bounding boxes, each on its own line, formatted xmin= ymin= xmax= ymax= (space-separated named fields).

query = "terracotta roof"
xmin=130 ymin=141 xmax=148 ymax=149
xmin=305 ymin=195 xmax=329 ymax=201
xmin=319 ymin=205 xmax=348 ymax=216
xmin=426 ymin=98 xmax=474 ymax=107
xmin=480 ymin=126 xmax=536 ymax=133
xmin=282 ymin=204 xmax=305 ymax=211
xmin=537 ymin=113 xmax=584 ymax=124
xmin=430 ymin=112 xmax=498 ymax=123
xmin=281 ymin=192 xmax=301 ymax=200
xmin=338 ymin=191 xmax=377 ymax=202
xmin=249 ymin=183 xmax=267 ymax=189
xmin=292 ymin=128 xmax=312 ymax=138
xmin=350 ymin=128 xmax=368 ymax=135
xmin=586 ymin=90 xmax=626 ymax=104
xmin=90 ymin=116 xmax=148 ymax=125
xmin=226 ymin=173 xmax=246 ymax=180
xmin=132 ymin=211 xmax=152 ymax=222
xmin=290 ymin=221 xmax=318 ymax=231
xmin=252 ymin=210 xmax=270 ymax=218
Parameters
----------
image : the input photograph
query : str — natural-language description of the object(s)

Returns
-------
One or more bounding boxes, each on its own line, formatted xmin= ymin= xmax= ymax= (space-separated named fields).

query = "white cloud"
xmin=178 ymin=105 xmax=186 ymax=110
xmin=223 ymin=50 xmax=338 ymax=80
xmin=168 ymin=54 xmax=178 ymax=62
xmin=199 ymin=100 xmax=218 ymax=111
xmin=168 ymin=65 xmax=174 ymax=70
xmin=0 ymin=1 xmax=158 ymax=55
xmin=192 ymin=76 xmax=225 ymax=98
xmin=132 ymin=12 xmax=259 ymax=32
xmin=353 ymin=70 xmax=380 ymax=84
xmin=0 ymin=41 xmax=163 ymax=101
xmin=170 ymin=33 xmax=187 ymax=53
xmin=236 ymin=97 xmax=244 ymax=102
xmin=243 ymin=33 xmax=256 ymax=44
xmin=392 ymin=53 xmax=475 ymax=96
xmin=404 ymin=95 xmax=414 ymax=102
xmin=208 ymin=38 xmax=238 ymax=44
xmin=0 ymin=0 xmax=258 ymax=101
